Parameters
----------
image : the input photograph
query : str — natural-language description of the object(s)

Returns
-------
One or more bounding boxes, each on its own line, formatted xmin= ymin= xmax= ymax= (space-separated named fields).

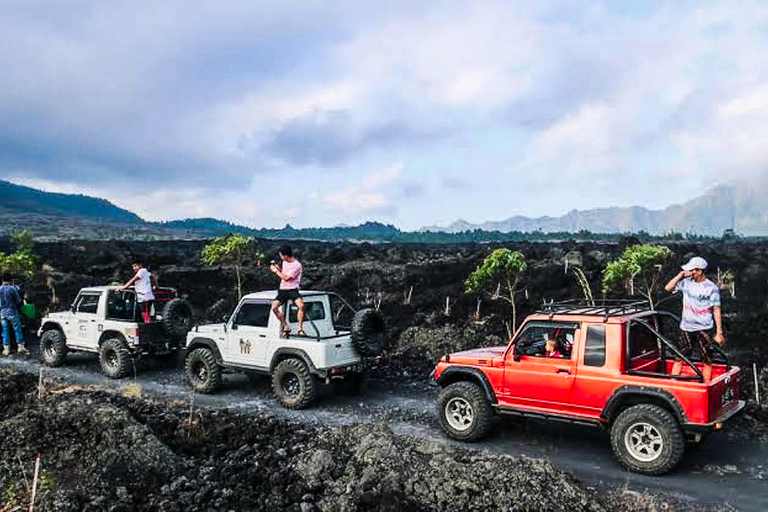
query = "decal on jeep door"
xmin=239 ymin=338 xmax=252 ymax=354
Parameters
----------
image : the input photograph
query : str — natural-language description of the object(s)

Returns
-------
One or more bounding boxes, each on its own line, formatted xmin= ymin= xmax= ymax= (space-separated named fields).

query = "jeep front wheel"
xmin=610 ymin=404 xmax=685 ymax=475
xmin=39 ymin=329 xmax=67 ymax=367
xmin=271 ymin=358 xmax=316 ymax=409
xmin=185 ymin=348 xmax=221 ymax=394
xmin=437 ymin=381 xmax=494 ymax=441
xmin=99 ymin=338 xmax=133 ymax=379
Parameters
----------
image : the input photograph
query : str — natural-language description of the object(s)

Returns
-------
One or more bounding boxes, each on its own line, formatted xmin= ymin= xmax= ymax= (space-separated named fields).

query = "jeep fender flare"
xmin=436 ymin=366 xmax=498 ymax=404
xmin=601 ymin=385 xmax=688 ymax=425
xmin=269 ymin=348 xmax=320 ymax=376
xmin=40 ymin=321 xmax=64 ymax=336
xmin=98 ymin=331 xmax=127 ymax=347
xmin=186 ymin=337 xmax=223 ymax=364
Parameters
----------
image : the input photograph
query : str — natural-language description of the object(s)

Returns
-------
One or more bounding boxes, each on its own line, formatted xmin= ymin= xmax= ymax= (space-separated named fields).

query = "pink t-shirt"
xmin=279 ymin=259 xmax=302 ymax=290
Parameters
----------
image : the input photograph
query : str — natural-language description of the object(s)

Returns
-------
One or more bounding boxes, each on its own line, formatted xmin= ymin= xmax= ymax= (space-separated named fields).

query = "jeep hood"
xmin=446 ymin=346 xmax=506 ymax=365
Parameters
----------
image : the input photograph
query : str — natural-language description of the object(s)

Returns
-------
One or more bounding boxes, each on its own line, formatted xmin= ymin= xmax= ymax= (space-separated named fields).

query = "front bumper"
xmin=683 ymin=400 xmax=746 ymax=434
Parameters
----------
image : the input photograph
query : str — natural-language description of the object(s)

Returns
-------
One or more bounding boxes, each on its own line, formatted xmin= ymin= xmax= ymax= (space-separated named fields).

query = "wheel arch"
xmin=98 ymin=330 xmax=127 ymax=347
xmin=436 ymin=366 xmax=498 ymax=404
xmin=269 ymin=348 xmax=318 ymax=375
xmin=40 ymin=321 xmax=65 ymax=336
xmin=186 ymin=337 xmax=223 ymax=363
xmin=601 ymin=385 xmax=687 ymax=426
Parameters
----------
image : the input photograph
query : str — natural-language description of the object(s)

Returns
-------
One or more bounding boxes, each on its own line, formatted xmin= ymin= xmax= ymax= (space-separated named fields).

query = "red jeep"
xmin=431 ymin=300 xmax=745 ymax=474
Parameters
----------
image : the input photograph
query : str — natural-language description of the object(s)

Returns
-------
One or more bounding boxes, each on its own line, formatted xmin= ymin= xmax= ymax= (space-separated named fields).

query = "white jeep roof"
xmin=78 ymin=286 xmax=120 ymax=293
xmin=240 ymin=290 xmax=327 ymax=301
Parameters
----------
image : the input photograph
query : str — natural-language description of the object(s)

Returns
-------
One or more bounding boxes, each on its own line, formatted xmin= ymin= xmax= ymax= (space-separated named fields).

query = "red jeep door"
xmin=501 ymin=321 xmax=580 ymax=411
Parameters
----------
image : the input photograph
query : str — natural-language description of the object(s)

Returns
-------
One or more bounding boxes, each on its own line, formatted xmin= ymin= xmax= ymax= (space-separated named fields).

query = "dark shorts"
xmin=678 ymin=329 xmax=716 ymax=364
xmin=275 ymin=288 xmax=301 ymax=305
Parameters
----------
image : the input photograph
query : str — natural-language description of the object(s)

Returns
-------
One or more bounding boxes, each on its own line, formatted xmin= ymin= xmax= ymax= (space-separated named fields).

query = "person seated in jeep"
xmin=270 ymin=245 xmax=306 ymax=336
xmin=664 ymin=256 xmax=724 ymax=382
xmin=544 ymin=339 xmax=562 ymax=358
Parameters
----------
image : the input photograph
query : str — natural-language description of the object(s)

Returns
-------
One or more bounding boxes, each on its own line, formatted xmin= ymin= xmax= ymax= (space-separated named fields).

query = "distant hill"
xmin=422 ymin=182 xmax=768 ymax=236
xmin=0 ymin=180 xmax=142 ymax=223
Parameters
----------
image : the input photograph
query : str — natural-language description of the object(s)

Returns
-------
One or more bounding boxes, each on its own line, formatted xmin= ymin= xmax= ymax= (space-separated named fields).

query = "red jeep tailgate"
xmin=707 ymin=366 xmax=741 ymax=422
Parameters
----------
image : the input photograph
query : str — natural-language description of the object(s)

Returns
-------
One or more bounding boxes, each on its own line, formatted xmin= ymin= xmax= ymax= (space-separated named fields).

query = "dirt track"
xmin=2 ymin=349 xmax=767 ymax=511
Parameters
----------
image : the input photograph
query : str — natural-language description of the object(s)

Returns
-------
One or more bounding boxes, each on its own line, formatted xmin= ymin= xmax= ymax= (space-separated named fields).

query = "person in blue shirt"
xmin=0 ymin=274 xmax=26 ymax=356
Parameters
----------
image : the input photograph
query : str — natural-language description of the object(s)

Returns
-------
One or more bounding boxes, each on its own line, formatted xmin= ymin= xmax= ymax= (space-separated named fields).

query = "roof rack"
xmin=536 ymin=298 xmax=651 ymax=321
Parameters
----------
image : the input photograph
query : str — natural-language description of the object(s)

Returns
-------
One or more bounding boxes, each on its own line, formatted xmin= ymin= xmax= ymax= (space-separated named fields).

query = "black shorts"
xmin=678 ymin=329 xmax=716 ymax=364
xmin=275 ymin=288 xmax=301 ymax=304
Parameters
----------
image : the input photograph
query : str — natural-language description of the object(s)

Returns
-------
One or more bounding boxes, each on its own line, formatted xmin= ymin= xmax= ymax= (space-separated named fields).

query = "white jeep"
xmin=37 ymin=286 xmax=194 ymax=378
xmin=183 ymin=290 xmax=385 ymax=409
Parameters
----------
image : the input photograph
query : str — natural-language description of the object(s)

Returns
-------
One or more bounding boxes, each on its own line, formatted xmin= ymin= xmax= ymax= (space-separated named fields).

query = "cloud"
xmin=316 ymin=163 xmax=404 ymax=216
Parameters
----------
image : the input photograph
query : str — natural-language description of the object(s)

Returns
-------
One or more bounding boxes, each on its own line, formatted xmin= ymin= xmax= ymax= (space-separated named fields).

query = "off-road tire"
xmin=99 ymin=337 xmax=133 ymax=379
xmin=185 ymin=348 xmax=222 ymax=394
xmin=162 ymin=298 xmax=194 ymax=339
xmin=610 ymin=404 xmax=685 ymax=475
xmin=437 ymin=381 xmax=494 ymax=441
xmin=272 ymin=358 xmax=316 ymax=409
xmin=39 ymin=329 xmax=67 ymax=367
xmin=351 ymin=308 xmax=386 ymax=357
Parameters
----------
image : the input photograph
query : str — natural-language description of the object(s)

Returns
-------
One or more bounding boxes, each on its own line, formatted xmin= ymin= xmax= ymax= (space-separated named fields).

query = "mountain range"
xmin=422 ymin=180 xmax=768 ymax=236
xmin=1 ymin=178 xmax=767 ymax=239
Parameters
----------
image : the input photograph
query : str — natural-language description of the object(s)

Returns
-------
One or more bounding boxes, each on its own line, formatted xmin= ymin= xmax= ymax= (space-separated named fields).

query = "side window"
xmin=106 ymin=291 xmax=136 ymax=321
xmin=289 ymin=301 xmax=325 ymax=322
xmin=628 ymin=322 xmax=659 ymax=359
xmin=584 ymin=325 xmax=606 ymax=367
xmin=75 ymin=293 xmax=101 ymax=314
xmin=234 ymin=302 xmax=271 ymax=327
xmin=514 ymin=322 xmax=577 ymax=359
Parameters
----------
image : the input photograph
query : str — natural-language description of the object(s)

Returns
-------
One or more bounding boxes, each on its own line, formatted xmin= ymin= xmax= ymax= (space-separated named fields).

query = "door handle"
xmin=556 ymin=368 xmax=571 ymax=374
xmin=259 ymin=334 xmax=266 ymax=338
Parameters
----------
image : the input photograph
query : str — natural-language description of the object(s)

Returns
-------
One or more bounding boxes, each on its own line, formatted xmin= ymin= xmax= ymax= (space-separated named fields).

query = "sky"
xmin=2 ymin=1 xmax=768 ymax=230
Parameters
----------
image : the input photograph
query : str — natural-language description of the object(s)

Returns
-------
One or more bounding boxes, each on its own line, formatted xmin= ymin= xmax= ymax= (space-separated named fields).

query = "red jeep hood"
xmin=448 ymin=346 xmax=506 ymax=364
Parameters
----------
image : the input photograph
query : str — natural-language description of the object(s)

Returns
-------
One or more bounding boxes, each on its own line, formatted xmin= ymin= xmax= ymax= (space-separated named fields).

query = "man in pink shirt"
xmin=270 ymin=245 xmax=305 ymax=336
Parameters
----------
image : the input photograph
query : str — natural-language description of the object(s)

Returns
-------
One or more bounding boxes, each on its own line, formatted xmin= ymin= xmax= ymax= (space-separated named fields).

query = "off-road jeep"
xmin=38 ymin=286 xmax=194 ymax=378
xmin=432 ymin=300 xmax=745 ymax=475
xmin=183 ymin=290 xmax=385 ymax=409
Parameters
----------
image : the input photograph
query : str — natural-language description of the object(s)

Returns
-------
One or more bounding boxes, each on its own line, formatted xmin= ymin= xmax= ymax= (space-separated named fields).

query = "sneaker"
xmin=17 ymin=346 xmax=28 ymax=356
xmin=1 ymin=348 xmax=9 ymax=356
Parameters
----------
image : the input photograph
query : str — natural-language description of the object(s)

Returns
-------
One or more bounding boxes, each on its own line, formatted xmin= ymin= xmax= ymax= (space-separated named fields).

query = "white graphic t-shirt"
xmin=134 ymin=268 xmax=155 ymax=303
xmin=675 ymin=277 xmax=720 ymax=332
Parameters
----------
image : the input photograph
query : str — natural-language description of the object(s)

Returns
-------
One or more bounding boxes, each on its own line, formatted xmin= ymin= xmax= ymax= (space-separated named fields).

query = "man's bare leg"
xmin=702 ymin=363 xmax=712 ymax=382
xmin=671 ymin=359 xmax=682 ymax=375
xmin=295 ymin=297 xmax=305 ymax=334
xmin=272 ymin=300 xmax=290 ymax=333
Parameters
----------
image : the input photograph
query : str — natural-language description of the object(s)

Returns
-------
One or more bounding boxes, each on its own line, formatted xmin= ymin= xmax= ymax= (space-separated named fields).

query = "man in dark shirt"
xmin=0 ymin=274 xmax=26 ymax=356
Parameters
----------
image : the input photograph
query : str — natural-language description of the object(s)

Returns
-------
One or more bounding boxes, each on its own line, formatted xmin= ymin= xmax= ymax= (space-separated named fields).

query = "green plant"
xmin=0 ymin=230 xmax=37 ymax=277
xmin=201 ymin=233 xmax=256 ymax=298
xmin=465 ymin=248 xmax=527 ymax=332
xmin=602 ymin=245 xmax=672 ymax=309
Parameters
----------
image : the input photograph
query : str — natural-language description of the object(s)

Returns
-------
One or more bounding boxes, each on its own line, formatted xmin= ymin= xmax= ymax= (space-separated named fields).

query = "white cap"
xmin=681 ymin=256 xmax=708 ymax=271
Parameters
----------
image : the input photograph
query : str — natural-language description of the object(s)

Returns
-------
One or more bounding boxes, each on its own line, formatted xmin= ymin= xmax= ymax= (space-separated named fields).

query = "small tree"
xmin=0 ymin=230 xmax=37 ymax=277
xmin=201 ymin=233 xmax=256 ymax=298
xmin=602 ymin=244 xmax=672 ymax=309
xmin=465 ymin=248 xmax=527 ymax=334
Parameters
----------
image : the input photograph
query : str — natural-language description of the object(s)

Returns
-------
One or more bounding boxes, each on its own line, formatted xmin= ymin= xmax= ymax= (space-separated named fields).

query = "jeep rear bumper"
xmin=683 ymin=400 xmax=746 ymax=434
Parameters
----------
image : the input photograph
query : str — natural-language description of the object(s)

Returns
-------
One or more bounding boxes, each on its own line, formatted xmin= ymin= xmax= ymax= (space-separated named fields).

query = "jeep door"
xmin=67 ymin=291 xmax=103 ymax=350
xmin=228 ymin=300 xmax=272 ymax=369
xmin=501 ymin=321 xmax=580 ymax=410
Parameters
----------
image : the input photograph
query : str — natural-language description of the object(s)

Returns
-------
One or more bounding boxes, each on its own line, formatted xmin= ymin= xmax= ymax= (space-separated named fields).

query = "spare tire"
xmin=351 ymin=308 xmax=386 ymax=357
xmin=162 ymin=298 xmax=194 ymax=339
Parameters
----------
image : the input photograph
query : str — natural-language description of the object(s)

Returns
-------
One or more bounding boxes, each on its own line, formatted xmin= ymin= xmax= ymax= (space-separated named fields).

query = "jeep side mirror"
xmin=513 ymin=353 xmax=521 ymax=362
xmin=231 ymin=323 xmax=238 ymax=330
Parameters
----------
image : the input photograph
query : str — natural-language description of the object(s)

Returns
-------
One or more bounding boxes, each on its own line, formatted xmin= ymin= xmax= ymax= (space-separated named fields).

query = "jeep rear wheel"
xmin=185 ymin=348 xmax=221 ymax=394
xmin=272 ymin=358 xmax=316 ymax=409
xmin=39 ymin=329 xmax=67 ymax=367
xmin=437 ymin=381 xmax=494 ymax=441
xmin=610 ymin=404 xmax=684 ymax=475
xmin=99 ymin=338 xmax=133 ymax=379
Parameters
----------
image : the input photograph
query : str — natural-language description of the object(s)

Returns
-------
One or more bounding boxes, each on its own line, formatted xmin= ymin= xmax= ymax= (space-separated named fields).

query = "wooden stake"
xmin=29 ymin=454 xmax=41 ymax=512
xmin=754 ymin=363 xmax=760 ymax=404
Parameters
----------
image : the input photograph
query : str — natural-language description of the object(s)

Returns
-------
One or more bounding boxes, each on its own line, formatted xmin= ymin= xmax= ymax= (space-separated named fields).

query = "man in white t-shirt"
xmin=664 ymin=256 xmax=724 ymax=382
xmin=119 ymin=260 xmax=158 ymax=323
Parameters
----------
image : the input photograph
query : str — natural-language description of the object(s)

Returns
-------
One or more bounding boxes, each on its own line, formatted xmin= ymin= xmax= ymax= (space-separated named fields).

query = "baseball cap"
xmin=681 ymin=256 xmax=708 ymax=271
